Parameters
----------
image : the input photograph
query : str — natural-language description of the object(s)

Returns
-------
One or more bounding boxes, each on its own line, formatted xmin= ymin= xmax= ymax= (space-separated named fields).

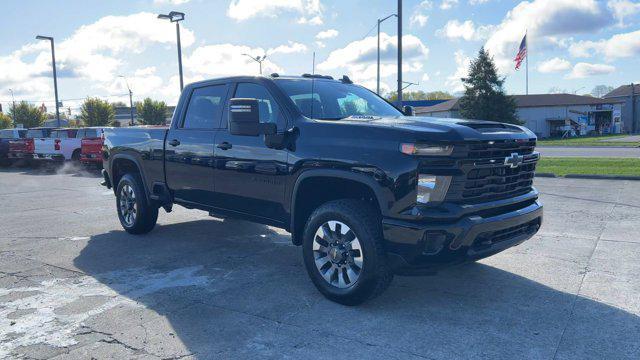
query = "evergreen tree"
xmin=8 ymin=101 xmax=46 ymax=128
xmin=459 ymin=48 xmax=520 ymax=124
xmin=136 ymin=98 xmax=167 ymax=125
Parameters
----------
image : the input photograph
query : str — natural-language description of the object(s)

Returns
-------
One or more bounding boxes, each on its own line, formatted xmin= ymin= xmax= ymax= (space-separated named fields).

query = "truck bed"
xmin=103 ymin=126 xmax=169 ymax=189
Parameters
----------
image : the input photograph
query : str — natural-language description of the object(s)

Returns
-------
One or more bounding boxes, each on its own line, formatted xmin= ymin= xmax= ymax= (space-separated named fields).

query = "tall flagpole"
xmin=525 ymin=30 xmax=528 ymax=95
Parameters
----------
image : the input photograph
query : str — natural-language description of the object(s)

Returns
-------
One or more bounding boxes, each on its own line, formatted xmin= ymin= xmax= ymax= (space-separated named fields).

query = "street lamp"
xmin=158 ymin=11 xmax=186 ymax=91
xmin=397 ymin=0 xmax=403 ymax=109
xmin=242 ymin=54 xmax=267 ymax=75
xmin=36 ymin=35 xmax=60 ymax=127
xmin=119 ymin=75 xmax=135 ymax=126
xmin=8 ymin=89 xmax=16 ymax=127
xmin=401 ymin=81 xmax=418 ymax=91
xmin=377 ymin=13 xmax=397 ymax=95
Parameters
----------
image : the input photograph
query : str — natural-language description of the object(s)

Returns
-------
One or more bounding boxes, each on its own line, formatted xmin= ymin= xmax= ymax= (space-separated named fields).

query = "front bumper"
xmin=383 ymin=200 xmax=543 ymax=275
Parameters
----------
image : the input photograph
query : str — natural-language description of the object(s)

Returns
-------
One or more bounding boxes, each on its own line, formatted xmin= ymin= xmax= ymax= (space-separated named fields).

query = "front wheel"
xmin=302 ymin=199 xmax=393 ymax=305
xmin=116 ymin=173 xmax=158 ymax=234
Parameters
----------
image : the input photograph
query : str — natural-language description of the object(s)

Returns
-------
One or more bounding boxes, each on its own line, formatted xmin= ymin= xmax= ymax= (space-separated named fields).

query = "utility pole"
xmin=397 ymin=0 xmax=403 ymax=109
xmin=9 ymin=89 xmax=16 ymax=126
xmin=377 ymin=14 xmax=397 ymax=95
xmin=36 ymin=35 xmax=60 ymax=127
xmin=242 ymin=54 xmax=267 ymax=75
xmin=119 ymin=76 xmax=135 ymax=126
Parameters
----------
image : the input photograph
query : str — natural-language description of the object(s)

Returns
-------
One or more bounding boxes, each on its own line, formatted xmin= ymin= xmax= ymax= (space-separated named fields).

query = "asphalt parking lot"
xmin=1 ymin=166 xmax=639 ymax=359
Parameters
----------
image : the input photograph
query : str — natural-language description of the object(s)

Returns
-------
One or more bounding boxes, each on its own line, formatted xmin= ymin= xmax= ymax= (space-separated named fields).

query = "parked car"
xmin=78 ymin=127 xmax=108 ymax=168
xmin=0 ymin=128 xmax=27 ymax=166
xmin=31 ymin=128 xmax=81 ymax=162
xmin=8 ymin=127 xmax=53 ymax=162
xmin=102 ymin=74 xmax=542 ymax=305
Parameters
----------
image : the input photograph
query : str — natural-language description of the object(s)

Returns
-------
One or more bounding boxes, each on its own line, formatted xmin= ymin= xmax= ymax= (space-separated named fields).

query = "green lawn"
xmin=537 ymin=157 xmax=640 ymax=177
xmin=538 ymin=135 xmax=639 ymax=147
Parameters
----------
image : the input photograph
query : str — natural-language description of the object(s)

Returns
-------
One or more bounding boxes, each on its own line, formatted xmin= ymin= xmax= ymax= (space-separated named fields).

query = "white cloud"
xmin=268 ymin=41 xmax=308 ymax=55
xmin=153 ymin=0 xmax=190 ymax=4
xmin=227 ymin=0 xmax=323 ymax=24
xmin=569 ymin=30 xmax=640 ymax=59
xmin=446 ymin=50 xmax=471 ymax=92
xmin=566 ymin=62 xmax=616 ymax=79
xmin=440 ymin=0 xmax=459 ymax=10
xmin=410 ymin=1 xmax=432 ymax=27
xmin=319 ymin=33 xmax=429 ymax=71
xmin=316 ymin=29 xmax=339 ymax=39
xmin=469 ymin=0 xmax=490 ymax=4
xmin=438 ymin=20 xmax=495 ymax=41
xmin=186 ymin=43 xmax=284 ymax=79
xmin=0 ymin=12 xmax=195 ymax=105
xmin=484 ymin=0 xmax=613 ymax=73
xmin=536 ymin=57 xmax=572 ymax=73
xmin=421 ymin=73 xmax=431 ymax=82
xmin=608 ymin=0 xmax=640 ymax=26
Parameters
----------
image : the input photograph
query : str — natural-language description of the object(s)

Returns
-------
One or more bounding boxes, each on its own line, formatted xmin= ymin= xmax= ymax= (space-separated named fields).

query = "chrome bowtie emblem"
xmin=504 ymin=152 xmax=524 ymax=168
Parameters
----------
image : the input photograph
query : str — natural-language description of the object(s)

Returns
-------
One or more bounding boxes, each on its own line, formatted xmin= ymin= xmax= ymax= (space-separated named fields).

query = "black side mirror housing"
xmin=403 ymin=105 xmax=415 ymax=116
xmin=229 ymin=98 xmax=277 ymax=136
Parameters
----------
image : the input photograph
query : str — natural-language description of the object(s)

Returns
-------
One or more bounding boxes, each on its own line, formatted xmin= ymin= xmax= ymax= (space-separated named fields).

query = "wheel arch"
xmin=110 ymin=154 xmax=151 ymax=204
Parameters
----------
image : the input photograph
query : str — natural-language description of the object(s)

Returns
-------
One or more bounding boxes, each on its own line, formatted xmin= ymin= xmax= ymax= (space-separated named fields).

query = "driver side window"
xmin=234 ymin=83 xmax=283 ymax=128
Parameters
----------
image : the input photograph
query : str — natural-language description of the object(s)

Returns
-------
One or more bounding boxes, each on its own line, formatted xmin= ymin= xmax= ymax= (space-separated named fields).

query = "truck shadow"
xmin=74 ymin=219 xmax=640 ymax=359
xmin=0 ymin=162 xmax=101 ymax=178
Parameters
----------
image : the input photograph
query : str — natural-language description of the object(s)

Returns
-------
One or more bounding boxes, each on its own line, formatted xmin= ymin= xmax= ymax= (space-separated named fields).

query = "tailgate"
xmin=82 ymin=138 xmax=103 ymax=154
xmin=34 ymin=138 xmax=57 ymax=154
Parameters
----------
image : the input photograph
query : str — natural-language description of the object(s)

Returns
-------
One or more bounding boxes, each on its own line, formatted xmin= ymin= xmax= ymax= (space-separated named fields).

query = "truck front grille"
xmin=446 ymin=139 xmax=539 ymax=204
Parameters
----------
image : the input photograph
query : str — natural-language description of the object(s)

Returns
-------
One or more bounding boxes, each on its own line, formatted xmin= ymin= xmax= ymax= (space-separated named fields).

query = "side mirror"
xmin=403 ymin=105 xmax=415 ymax=116
xmin=229 ymin=98 xmax=277 ymax=136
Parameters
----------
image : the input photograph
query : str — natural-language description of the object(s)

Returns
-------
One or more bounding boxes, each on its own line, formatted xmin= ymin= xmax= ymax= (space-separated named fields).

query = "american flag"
xmin=514 ymin=34 xmax=527 ymax=70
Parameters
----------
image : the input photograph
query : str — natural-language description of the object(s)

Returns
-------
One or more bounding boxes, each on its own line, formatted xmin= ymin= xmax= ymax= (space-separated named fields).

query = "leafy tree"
xmin=80 ymin=98 xmax=115 ymax=126
xmin=591 ymin=85 xmax=614 ymax=98
xmin=548 ymin=86 xmax=567 ymax=94
xmin=8 ymin=101 xmax=45 ymax=128
xmin=387 ymin=90 xmax=454 ymax=102
xmin=0 ymin=113 xmax=12 ymax=129
xmin=458 ymin=48 xmax=520 ymax=124
xmin=112 ymin=101 xmax=128 ymax=107
xmin=136 ymin=98 xmax=167 ymax=125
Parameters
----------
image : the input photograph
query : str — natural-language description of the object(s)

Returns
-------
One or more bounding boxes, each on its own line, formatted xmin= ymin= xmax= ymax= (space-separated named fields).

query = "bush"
xmin=0 ymin=113 xmax=12 ymax=129
xmin=80 ymin=98 xmax=115 ymax=127
xmin=136 ymin=98 xmax=168 ymax=125
xmin=8 ymin=102 xmax=45 ymax=128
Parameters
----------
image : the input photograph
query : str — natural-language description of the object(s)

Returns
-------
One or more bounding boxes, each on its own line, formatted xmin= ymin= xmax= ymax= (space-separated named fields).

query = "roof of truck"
xmin=187 ymin=74 xmax=347 ymax=88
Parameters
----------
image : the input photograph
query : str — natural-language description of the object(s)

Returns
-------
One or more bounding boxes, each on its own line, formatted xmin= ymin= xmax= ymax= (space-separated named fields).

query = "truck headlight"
xmin=417 ymin=175 xmax=451 ymax=204
xmin=401 ymin=143 xmax=453 ymax=156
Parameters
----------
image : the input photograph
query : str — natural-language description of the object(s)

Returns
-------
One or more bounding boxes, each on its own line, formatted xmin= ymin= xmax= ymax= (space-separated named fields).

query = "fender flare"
xmin=289 ymin=168 xmax=391 ymax=236
xmin=109 ymin=153 xmax=152 ymax=204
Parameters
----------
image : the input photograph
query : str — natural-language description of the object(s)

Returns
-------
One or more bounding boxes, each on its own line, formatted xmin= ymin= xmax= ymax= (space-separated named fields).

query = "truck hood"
xmin=326 ymin=116 xmax=536 ymax=142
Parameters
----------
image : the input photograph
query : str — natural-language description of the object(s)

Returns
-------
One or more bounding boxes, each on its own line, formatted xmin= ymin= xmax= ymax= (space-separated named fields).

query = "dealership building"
xmin=415 ymin=94 xmax=625 ymax=138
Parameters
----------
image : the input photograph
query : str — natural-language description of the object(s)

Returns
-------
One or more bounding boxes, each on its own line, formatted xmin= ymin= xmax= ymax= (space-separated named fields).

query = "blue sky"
xmin=1 ymin=0 xmax=639 ymax=114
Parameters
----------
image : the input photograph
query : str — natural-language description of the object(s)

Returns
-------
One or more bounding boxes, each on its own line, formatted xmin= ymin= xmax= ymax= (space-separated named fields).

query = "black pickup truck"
xmin=102 ymin=74 xmax=542 ymax=305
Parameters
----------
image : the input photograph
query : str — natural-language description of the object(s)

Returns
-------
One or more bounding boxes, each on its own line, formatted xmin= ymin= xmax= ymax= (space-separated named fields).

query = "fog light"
xmin=417 ymin=175 xmax=451 ymax=204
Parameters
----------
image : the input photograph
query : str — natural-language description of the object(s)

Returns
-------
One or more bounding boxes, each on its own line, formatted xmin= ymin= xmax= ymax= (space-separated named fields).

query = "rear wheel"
xmin=116 ymin=173 xmax=158 ymax=234
xmin=302 ymin=199 xmax=393 ymax=305
xmin=71 ymin=149 xmax=81 ymax=162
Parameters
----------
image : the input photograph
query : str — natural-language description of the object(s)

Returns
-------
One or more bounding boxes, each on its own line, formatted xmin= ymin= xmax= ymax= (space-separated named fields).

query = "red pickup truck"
xmin=8 ymin=128 xmax=54 ymax=163
xmin=79 ymin=127 xmax=108 ymax=168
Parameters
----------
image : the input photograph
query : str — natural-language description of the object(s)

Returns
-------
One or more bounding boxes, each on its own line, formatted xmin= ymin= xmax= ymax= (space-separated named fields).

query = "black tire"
xmin=302 ymin=199 xmax=393 ymax=305
xmin=116 ymin=173 xmax=158 ymax=234
xmin=71 ymin=149 xmax=81 ymax=162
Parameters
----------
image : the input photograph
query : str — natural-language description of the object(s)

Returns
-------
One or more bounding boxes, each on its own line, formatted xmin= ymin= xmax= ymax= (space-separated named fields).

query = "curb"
xmin=536 ymin=173 xmax=640 ymax=181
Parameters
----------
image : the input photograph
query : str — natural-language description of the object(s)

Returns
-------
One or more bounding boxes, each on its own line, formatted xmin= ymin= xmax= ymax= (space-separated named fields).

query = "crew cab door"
xmin=212 ymin=82 xmax=289 ymax=224
xmin=165 ymin=83 xmax=230 ymax=206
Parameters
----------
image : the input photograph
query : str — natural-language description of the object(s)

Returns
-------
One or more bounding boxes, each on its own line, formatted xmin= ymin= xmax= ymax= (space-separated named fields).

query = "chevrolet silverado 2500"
xmin=102 ymin=74 xmax=543 ymax=305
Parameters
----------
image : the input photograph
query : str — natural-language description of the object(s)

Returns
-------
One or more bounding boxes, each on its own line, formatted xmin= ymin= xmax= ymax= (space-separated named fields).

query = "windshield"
xmin=275 ymin=79 xmax=402 ymax=120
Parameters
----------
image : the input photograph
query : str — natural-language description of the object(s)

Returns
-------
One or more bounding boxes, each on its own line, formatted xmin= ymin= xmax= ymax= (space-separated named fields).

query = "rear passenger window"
xmin=182 ymin=85 xmax=227 ymax=129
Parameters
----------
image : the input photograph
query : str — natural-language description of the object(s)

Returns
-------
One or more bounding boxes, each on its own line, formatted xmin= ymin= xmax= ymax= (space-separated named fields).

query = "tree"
xmin=458 ymin=48 xmax=520 ymax=124
xmin=387 ymin=90 xmax=453 ymax=102
xmin=591 ymin=85 xmax=614 ymax=98
xmin=112 ymin=101 xmax=127 ymax=107
xmin=0 ymin=113 xmax=12 ymax=129
xmin=80 ymin=98 xmax=115 ymax=126
xmin=8 ymin=101 xmax=45 ymax=128
xmin=136 ymin=98 xmax=167 ymax=125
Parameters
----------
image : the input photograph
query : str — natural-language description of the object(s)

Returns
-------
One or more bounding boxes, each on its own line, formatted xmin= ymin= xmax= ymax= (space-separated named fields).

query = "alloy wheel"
xmin=119 ymin=184 xmax=137 ymax=227
xmin=312 ymin=220 xmax=363 ymax=288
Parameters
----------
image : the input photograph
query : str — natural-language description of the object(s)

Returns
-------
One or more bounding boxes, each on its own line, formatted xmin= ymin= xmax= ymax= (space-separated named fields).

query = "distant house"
xmin=415 ymin=94 xmax=624 ymax=138
xmin=604 ymin=84 xmax=639 ymax=134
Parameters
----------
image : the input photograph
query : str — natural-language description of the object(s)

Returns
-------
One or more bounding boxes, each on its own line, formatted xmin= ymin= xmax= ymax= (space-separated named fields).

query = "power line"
xmin=0 ymin=93 xmax=130 ymax=103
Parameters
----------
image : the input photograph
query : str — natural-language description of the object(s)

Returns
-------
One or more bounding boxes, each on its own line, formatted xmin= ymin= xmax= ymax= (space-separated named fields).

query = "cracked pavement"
xmin=1 ymin=166 xmax=639 ymax=359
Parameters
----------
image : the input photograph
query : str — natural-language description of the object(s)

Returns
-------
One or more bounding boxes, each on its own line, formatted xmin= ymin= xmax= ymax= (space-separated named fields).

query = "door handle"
xmin=168 ymin=139 xmax=180 ymax=147
xmin=217 ymin=142 xmax=232 ymax=150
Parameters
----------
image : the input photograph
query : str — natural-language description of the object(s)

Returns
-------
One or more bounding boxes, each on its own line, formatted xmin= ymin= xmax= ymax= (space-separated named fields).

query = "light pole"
xmin=119 ymin=75 xmax=135 ymax=126
xmin=242 ymin=54 xmax=267 ymax=75
xmin=36 ymin=35 xmax=60 ymax=127
xmin=158 ymin=11 xmax=185 ymax=91
xmin=8 ymin=89 xmax=16 ymax=127
xmin=397 ymin=0 xmax=403 ymax=109
xmin=402 ymin=81 xmax=418 ymax=91
xmin=377 ymin=13 xmax=397 ymax=95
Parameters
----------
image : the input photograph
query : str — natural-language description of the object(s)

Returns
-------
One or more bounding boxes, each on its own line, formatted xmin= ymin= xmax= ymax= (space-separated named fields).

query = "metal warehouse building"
xmin=415 ymin=94 xmax=625 ymax=138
